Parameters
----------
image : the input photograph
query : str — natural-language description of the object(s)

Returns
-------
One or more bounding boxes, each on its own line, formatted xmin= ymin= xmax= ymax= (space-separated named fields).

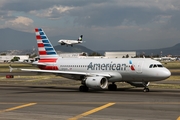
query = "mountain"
xmin=54 ymin=45 xmax=94 ymax=54
xmin=0 ymin=28 xmax=180 ymax=56
xmin=3 ymin=43 xmax=180 ymax=56
xmin=97 ymin=43 xmax=180 ymax=56
xmin=0 ymin=28 xmax=36 ymax=51
xmin=135 ymin=43 xmax=180 ymax=56
xmin=0 ymin=28 xmax=94 ymax=54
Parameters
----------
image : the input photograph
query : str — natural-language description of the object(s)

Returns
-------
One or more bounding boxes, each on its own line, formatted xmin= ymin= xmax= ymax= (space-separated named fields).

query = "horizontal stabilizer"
xmin=32 ymin=62 xmax=47 ymax=66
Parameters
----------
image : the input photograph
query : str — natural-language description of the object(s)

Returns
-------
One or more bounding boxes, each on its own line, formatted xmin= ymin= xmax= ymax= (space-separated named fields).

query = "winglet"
xmin=9 ymin=65 xmax=13 ymax=72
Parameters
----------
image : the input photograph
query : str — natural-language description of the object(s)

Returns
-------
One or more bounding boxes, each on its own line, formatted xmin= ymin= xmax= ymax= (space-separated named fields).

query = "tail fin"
xmin=35 ymin=28 xmax=58 ymax=63
xmin=77 ymin=35 xmax=83 ymax=41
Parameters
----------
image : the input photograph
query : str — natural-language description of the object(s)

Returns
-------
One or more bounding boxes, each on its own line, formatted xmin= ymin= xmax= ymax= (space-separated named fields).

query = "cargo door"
xmin=136 ymin=61 xmax=144 ymax=73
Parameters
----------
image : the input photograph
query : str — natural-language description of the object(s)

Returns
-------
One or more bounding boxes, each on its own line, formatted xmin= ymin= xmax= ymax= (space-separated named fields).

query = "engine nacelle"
xmin=85 ymin=76 xmax=108 ymax=89
xmin=61 ymin=43 xmax=65 ymax=45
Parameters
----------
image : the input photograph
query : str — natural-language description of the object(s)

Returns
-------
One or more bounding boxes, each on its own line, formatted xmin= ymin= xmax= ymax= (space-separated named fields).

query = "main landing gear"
xmin=108 ymin=82 xmax=117 ymax=91
xmin=79 ymin=80 xmax=89 ymax=92
xmin=79 ymin=85 xmax=89 ymax=92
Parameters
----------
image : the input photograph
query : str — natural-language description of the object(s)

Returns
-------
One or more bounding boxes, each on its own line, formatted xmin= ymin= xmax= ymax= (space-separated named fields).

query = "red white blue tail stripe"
xmin=35 ymin=28 xmax=58 ymax=63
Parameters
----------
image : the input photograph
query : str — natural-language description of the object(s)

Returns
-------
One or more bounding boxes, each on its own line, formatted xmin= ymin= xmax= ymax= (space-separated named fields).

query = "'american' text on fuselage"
xmin=87 ymin=62 xmax=127 ymax=71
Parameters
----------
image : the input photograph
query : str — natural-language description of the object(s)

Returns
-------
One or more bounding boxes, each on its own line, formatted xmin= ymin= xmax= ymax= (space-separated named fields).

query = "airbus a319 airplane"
xmin=58 ymin=35 xmax=83 ymax=46
xmin=21 ymin=28 xmax=171 ymax=92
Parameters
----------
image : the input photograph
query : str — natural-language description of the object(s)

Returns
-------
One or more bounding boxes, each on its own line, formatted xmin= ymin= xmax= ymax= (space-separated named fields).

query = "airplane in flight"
xmin=58 ymin=35 xmax=83 ymax=46
xmin=20 ymin=28 xmax=171 ymax=92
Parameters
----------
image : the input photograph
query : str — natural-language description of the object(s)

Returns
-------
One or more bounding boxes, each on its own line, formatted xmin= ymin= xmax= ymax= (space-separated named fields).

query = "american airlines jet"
xmin=58 ymin=35 xmax=83 ymax=46
xmin=21 ymin=28 xmax=171 ymax=92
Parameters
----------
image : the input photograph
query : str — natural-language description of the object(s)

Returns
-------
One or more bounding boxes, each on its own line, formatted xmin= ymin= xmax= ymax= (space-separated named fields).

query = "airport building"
xmin=59 ymin=52 xmax=88 ymax=58
xmin=0 ymin=55 xmax=29 ymax=62
xmin=59 ymin=52 xmax=136 ymax=58
xmin=104 ymin=52 xmax=136 ymax=58
xmin=0 ymin=52 xmax=136 ymax=62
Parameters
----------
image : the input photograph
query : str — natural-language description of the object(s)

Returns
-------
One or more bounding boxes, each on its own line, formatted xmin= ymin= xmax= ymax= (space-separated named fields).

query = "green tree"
xmin=11 ymin=56 xmax=20 ymax=62
xmin=0 ymin=53 xmax=6 ymax=55
xmin=89 ymin=52 xmax=102 ymax=56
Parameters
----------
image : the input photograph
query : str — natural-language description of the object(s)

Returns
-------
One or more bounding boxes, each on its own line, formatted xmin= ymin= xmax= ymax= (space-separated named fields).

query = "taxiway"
xmin=0 ymin=77 xmax=179 ymax=120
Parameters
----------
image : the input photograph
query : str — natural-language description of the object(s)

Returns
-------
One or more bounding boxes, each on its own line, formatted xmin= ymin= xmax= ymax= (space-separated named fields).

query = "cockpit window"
xmin=149 ymin=64 xmax=153 ymax=68
xmin=153 ymin=64 xmax=157 ymax=68
xmin=157 ymin=64 xmax=163 ymax=67
xmin=149 ymin=64 xmax=163 ymax=68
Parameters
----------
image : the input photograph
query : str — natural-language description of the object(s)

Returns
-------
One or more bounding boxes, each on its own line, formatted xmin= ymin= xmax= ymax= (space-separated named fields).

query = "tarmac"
xmin=0 ymin=72 xmax=180 ymax=120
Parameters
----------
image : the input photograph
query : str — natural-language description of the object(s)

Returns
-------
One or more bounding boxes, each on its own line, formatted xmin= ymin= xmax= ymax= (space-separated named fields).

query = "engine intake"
xmin=85 ymin=76 xmax=108 ymax=89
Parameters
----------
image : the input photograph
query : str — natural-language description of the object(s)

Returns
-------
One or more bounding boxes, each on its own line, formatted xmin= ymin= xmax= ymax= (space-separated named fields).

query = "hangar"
xmin=104 ymin=52 xmax=136 ymax=58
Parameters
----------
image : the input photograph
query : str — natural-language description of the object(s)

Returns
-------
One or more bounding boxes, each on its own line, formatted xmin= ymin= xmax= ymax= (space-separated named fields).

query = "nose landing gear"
xmin=143 ymin=82 xmax=150 ymax=92
xmin=143 ymin=87 xmax=150 ymax=92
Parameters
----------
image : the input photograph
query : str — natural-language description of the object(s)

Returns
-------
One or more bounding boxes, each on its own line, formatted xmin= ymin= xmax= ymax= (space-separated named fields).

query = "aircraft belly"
xmin=121 ymin=73 xmax=148 ymax=82
xmin=107 ymin=72 xmax=122 ymax=82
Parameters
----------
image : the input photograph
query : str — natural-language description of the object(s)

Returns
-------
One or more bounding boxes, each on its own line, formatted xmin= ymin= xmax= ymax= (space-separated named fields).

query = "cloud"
xmin=0 ymin=0 xmax=180 ymax=50
xmin=0 ymin=0 xmax=8 ymax=8
xmin=3 ymin=16 xmax=34 ymax=32
xmin=6 ymin=16 xmax=33 ymax=26
xmin=30 ymin=5 xmax=75 ymax=19
xmin=1 ymin=0 xmax=180 ymax=27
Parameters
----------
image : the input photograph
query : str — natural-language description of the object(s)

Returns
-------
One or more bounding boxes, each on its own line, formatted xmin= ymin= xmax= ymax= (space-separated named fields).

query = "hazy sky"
xmin=0 ymin=0 xmax=180 ymax=50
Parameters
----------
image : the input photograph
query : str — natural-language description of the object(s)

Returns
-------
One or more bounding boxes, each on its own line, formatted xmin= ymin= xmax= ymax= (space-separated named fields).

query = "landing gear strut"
xmin=143 ymin=82 xmax=150 ymax=92
xmin=79 ymin=80 xmax=89 ymax=92
xmin=108 ymin=82 xmax=117 ymax=91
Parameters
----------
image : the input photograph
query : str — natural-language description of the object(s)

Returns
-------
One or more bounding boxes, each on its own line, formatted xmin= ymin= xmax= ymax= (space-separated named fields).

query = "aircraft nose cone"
xmin=162 ymin=69 xmax=171 ymax=79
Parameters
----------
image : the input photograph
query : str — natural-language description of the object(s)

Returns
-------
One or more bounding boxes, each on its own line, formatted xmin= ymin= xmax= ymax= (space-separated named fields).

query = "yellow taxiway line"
xmin=177 ymin=116 xmax=180 ymax=120
xmin=0 ymin=103 xmax=37 ymax=113
xmin=68 ymin=102 xmax=115 ymax=120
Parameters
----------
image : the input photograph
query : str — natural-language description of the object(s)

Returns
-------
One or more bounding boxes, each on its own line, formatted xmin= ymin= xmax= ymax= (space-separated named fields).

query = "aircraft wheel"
xmin=79 ymin=86 xmax=89 ymax=92
xmin=108 ymin=84 xmax=117 ymax=91
xmin=143 ymin=88 xmax=149 ymax=92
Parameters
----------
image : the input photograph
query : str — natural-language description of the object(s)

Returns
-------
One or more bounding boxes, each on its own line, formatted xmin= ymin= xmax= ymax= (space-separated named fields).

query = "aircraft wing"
xmin=60 ymin=40 xmax=66 ymax=44
xmin=21 ymin=69 xmax=112 ymax=77
xmin=65 ymin=43 xmax=73 ymax=45
xmin=60 ymin=40 xmax=73 ymax=45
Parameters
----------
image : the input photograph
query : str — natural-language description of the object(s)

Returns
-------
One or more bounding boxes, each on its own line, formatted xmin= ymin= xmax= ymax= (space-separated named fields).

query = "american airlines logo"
xmin=129 ymin=60 xmax=135 ymax=71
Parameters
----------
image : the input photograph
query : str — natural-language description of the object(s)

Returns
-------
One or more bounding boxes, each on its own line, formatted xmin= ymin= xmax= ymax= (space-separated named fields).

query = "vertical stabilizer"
xmin=35 ymin=28 xmax=58 ymax=63
xmin=77 ymin=35 xmax=83 ymax=41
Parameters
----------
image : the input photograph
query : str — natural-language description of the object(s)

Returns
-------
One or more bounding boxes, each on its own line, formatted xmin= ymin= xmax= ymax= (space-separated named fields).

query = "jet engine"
xmin=85 ymin=76 xmax=108 ymax=89
xmin=60 ymin=42 xmax=65 ymax=45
